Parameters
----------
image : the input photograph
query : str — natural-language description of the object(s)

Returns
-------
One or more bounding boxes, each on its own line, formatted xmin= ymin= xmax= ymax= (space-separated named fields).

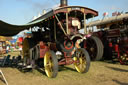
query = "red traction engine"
xmin=22 ymin=0 xmax=98 ymax=78
xmin=92 ymin=16 xmax=128 ymax=64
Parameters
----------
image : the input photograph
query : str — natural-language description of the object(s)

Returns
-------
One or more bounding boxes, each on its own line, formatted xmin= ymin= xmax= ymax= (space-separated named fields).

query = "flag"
xmin=112 ymin=11 xmax=121 ymax=16
xmin=103 ymin=12 xmax=108 ymax=17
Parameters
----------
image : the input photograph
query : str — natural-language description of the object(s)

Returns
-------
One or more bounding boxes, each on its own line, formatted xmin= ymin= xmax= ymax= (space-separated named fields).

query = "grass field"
xmin=0 ymin=52 xmax=128 ymax=85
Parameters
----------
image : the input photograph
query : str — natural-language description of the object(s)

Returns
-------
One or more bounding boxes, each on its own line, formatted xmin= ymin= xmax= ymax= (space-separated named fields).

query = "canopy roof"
xmin=86 ymin=13 xmax=128 ymax=28
xmin=0 ymin=6 xmax=98 ymax=36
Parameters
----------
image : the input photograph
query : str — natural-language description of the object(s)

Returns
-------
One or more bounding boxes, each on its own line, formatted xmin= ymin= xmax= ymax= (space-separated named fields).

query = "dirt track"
xmin=0 ymin=60 xmax=128 ymax=85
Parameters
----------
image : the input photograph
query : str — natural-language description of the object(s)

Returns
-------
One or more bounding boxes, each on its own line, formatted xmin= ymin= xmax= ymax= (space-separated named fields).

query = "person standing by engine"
xmin=0 ymin=45 xmax=3 ymax=55
xmin=6 ymin=45 xmax=9 ymax=53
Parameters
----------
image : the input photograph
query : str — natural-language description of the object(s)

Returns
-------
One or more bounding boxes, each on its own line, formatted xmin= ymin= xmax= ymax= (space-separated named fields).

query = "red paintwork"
xmin=109 ymin=42 xmax=113 ymax=47
xmin=115 ymin=44 xmax=120 ymax=57
xmin=107 ymin=29 xmax=120 ymax=37
xmin=59 ymin=52 xmax=74 ymax=65
xmin=127 ymin=51 xmax=128 ymax=54
xmin=84 ymin=40 xmax=87 ymax=48
xmin=39 ymin=41 xmax=49 ymax=58
xmin=64 ymin=40 xmax=73 ymax=50
xmin=115 ymin=44 xmax=119 ymax=52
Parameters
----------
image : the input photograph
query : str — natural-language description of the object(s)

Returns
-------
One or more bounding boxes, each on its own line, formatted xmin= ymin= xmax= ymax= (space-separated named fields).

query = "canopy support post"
xmin=54 ymin=18 xmax=57 ymax=41
xmin=55 ymin=14 xmax=67 ymax=35
xmin=66 ymin=13 xmax=69 ymax=34
xmin=84 ymin=13 xmax=87 ymax=34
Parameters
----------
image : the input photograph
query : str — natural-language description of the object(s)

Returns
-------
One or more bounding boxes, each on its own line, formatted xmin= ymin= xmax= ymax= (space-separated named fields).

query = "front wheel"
xmin=22 ymin=38 xmax=34 ymax=66
xmin=44 ymin=51 xmax=58 ymax=78
xmin=73 ymin=48 xmax=90 ymax=73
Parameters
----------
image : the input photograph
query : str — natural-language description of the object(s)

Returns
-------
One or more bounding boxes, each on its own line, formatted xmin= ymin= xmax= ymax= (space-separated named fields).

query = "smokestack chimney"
xmin=60 ymin=0 xmax=68 ymax=7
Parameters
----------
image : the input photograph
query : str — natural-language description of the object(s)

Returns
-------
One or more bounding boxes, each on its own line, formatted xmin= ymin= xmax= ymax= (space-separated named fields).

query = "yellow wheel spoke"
xmin=44 ymin=51 xmax=54 ymax=78
xmin=73 ymin=49 xmax=87 ymax=73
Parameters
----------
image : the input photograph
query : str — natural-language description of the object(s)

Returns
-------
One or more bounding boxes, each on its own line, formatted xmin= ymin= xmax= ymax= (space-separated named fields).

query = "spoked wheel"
xmin=86 ymin=36 xmax=103 ymax=61
xmin=118 ymin=48 xmax=128 ymax=65
xmin=73 ymin=48 xmax=90 ymax=73
xmin=44 ymin=51 xmax=58 ymax=78
xmin=22 ymin=38 xmax=35 ymax=66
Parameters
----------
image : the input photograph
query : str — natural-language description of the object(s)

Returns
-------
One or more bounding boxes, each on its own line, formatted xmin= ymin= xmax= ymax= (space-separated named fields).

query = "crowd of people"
xmin=0 ymin=43 xmax=22 ymax=55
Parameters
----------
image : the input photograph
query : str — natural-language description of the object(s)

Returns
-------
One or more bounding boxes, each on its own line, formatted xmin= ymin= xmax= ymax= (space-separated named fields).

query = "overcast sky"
xmin=0 ymin=0 xmax=128 ymax=25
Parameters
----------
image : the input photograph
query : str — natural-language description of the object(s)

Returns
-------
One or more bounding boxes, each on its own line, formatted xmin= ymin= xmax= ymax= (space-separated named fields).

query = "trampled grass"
xmin=0 ymin=52 xmax=128 ymax=85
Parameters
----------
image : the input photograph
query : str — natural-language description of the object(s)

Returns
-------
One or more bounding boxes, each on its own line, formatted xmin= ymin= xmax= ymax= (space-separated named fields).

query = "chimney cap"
xmin=60 ymin=0 xmax=68 ymax=7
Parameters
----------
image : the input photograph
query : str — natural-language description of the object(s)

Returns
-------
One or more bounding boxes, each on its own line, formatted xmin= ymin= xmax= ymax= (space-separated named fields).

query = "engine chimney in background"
xmin=60 ymin=0 xmax=68 ymax=7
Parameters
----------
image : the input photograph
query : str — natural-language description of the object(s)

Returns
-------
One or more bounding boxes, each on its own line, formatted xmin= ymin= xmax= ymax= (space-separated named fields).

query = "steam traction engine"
xmin=22 ymin=0 xmax=99 ymax=78
xmin=87 ymin=13 xmax=128 ymax=64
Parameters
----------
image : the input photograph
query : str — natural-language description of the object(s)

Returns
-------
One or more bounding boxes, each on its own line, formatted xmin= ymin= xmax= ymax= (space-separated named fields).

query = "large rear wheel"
xmin=73 ymin=48 xmax=90 ymax=73
xmin=86 ymin=36 xmax=103 ymax=61
xmin=44 ymin=51 xmax=58 ymax=78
